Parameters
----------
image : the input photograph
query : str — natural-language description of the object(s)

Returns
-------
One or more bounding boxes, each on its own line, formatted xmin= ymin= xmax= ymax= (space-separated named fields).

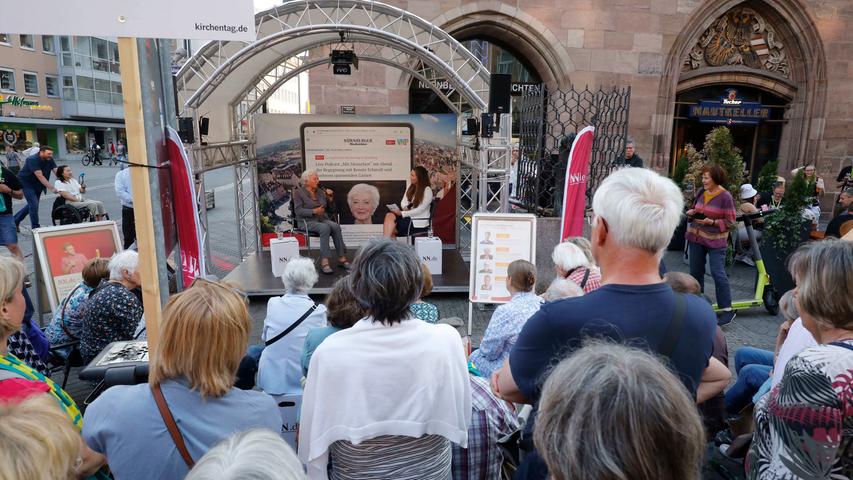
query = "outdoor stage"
xmin=224 ymin=248 xmax=471 ymax=296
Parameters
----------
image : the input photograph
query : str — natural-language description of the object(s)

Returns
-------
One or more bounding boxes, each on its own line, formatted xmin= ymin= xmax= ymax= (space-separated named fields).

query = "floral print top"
xmin=469 ymin=292 xmax=542 ymax=379
xmin=80 ymin=282 xmax=144 ymax=363
xmin=410 ymin=302 xmax=440 ymax=324
xmin=45 ymin=283 xmax=93 ymax=345
xmin=747 ymin=340 xmax=853 ymax=479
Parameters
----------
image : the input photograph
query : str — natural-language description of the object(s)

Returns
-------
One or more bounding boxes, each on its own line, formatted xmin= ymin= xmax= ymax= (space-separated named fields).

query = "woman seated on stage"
xmin=293 ymin=170 xmax=351 ymax=275
xmin=383 ymin=166 xmax=433 ymax=238
xmin=54 ymin=165 xmax=107 ymax=220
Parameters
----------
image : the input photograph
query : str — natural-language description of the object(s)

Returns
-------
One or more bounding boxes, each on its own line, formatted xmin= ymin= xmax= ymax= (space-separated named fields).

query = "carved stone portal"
xmin=683 ymin=7 xmax=790 ymax=79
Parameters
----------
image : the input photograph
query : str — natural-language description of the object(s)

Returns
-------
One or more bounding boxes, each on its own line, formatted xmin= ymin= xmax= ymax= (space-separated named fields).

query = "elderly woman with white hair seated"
xmin=551 ymin=238 xmax=602 ymax=293
xmin=186 ymin=429 xmax=306 ymax=480
xmin=294 ymin=170 xmax=351 ymax=274
xmin=347 ymin=183 xmax=381 ymax=224
xmin=257 ymin=257 xmax=328 ymax=396
xmin=80 ymin=250 xmax=143 ymax=363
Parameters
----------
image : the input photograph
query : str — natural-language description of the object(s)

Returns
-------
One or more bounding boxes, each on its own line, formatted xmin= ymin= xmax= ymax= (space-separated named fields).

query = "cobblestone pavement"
xmin=25 ymin=158 xmax=781 ymax=403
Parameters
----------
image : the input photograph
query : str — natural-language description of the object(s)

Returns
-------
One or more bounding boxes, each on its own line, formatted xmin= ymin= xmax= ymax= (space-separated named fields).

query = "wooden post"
xmin=117 ymin=37 xmax=163 ymax=351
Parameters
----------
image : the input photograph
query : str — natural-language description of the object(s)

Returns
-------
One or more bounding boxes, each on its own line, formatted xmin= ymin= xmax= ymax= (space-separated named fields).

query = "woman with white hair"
xmin=80 ymin=250 xmax=143 ymax=363
xmin=257 ymin=257 xmax=327 ymax=395
xmin=551 ymin=239 xmax=601 ymax=293
xmin=294 ymin=170 xmax=350 ymax=274
xmin=347 ymin=183 xmax=381 ymax=224
xmin=186 ymin=429 xmax=306 ymax=480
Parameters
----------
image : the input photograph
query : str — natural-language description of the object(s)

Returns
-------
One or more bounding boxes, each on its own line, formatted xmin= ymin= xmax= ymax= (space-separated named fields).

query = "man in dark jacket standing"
xmin=14 ymin=145 xmax=57 ymax=230
xmin=615 ymin=138 xmax=643 ymax=168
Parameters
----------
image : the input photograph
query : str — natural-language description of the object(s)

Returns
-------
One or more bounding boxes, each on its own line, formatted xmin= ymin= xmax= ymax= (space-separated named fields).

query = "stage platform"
xmin=223 ymin=248 xmax=471 ymax=296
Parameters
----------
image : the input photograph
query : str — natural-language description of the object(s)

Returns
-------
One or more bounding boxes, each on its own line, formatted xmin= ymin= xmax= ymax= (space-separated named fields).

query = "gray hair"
xmin=349 ymin=238 xmax=422 ymax=325
xmin=541 ymin=278 xmax=583 ymax=302
xmin=625 ymin=137 xmax=635 ymax=148
xmin=281 ymin=257 xmax=318 ymax=294
xmin=787 ymin=239 xmax=853 ymax=330
xmin=347 ymin=183 xmax=381 ymax=211
xmin=778 ymin=290 xmax=799 ymax=323
xmin=185 ymin=429 xmax=306 ymax=480
xmin=564 ymin=237 xmax=593 ymax=264
xmin=551 ymin=242 xmax=590 ymax=273
xmin=108 ymin=250 xmax=139 ymax=281
xmin=592 ymin=168 xmax=684 ymax=253
xmin=299 ymin=169 xmax=318 ymax=185
xmin=534 ymin=342 xmax=705 ymax=480
xmin=842 ymin=187 xmax=853 ymax=197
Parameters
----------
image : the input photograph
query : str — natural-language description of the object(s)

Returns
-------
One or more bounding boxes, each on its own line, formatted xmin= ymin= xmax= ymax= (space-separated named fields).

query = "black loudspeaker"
xmin=199 ymin=117 xmax=210 ymax=136
xmin=177 ymin=117 xmax=194 ymax=144
xmin=488 ymin=74 xmax=512 ymax=114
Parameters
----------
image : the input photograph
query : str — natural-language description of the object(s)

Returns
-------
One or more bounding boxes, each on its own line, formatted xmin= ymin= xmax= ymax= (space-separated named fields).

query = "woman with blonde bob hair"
xmin=534 ymin=342 xmax=705 ymax=480
xmin=82 ymin=280 xmax=281 ymax=480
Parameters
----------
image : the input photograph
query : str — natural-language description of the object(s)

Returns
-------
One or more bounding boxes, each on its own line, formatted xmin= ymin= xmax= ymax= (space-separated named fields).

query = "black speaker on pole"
xmin=177 ymin=117 xmax=194 ymax=144
xmin=488 ymin=73 xmax=512 ymax=115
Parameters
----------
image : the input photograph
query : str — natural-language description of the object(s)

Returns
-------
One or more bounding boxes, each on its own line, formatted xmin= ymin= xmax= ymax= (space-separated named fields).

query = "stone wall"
xmin=301 ymin=0 xmax=852 ymax=199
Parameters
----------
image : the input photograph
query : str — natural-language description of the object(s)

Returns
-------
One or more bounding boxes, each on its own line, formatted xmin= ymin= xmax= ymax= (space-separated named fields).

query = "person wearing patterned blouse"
xmin=747 ymin=240 xmax=853 ymax=479
xmin=410 ymin=263 xmax=440 ymax=323
xmin=469 ymin=260 xmax=542 ymax=379
xmin=80 ymin=251 xmax=144 ymax=363
xmin=44 ymin=258 xmax=109 ymax=359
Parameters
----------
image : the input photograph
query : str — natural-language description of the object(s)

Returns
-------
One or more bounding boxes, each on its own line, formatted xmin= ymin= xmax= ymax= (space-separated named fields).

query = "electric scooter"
xmin=713 ymin=209 xmax=779 ymax=315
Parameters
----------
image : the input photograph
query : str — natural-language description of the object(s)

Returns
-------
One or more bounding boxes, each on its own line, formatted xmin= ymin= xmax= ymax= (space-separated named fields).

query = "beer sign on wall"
xmin=689 ymin=88 xmax=770 ymax=125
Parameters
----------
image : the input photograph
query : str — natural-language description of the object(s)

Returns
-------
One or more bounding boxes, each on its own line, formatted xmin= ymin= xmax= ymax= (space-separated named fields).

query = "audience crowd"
xmin=1 ymin=166 xmax=851 ymax=480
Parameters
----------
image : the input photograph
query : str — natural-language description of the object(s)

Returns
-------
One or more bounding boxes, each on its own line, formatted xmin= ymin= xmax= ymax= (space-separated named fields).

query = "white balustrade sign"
xmin=0 ymin=0 xmax=255 ymax=41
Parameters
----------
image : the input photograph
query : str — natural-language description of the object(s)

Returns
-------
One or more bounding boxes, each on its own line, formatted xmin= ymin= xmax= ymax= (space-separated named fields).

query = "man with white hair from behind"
xmin=492 ymin=167 xmax=728 ymax=480
xmin=185 ymin=429 xmax=306 ymax=480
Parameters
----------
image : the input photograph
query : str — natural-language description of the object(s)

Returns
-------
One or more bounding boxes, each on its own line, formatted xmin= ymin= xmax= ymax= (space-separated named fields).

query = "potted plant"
xmin=667 ymin=145 xmax=702 ymax=251
xmin=760 ymin=170 xmax=812 ymax=295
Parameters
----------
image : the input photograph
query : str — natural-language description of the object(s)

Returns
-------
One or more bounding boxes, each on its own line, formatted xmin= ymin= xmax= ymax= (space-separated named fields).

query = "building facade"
xmin=298 ymin=0 xmax=851 ymax=205
xmin=0 ymin=34 xmax=125 ymax=159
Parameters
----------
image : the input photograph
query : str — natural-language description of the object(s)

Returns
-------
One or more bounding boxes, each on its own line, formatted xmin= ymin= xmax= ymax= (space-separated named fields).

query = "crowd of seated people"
xmin=2 ymin=166 xmax=852 ymax=480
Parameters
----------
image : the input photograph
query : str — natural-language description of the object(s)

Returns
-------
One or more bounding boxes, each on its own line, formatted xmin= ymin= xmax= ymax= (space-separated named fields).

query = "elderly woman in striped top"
xmin=686 ymin=164 xmax=737 ymax=326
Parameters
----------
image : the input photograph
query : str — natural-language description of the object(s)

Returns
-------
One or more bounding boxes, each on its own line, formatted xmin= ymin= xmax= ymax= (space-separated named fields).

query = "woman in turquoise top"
xmin=301 ymin=278 xmax=366 ymax=376
xmin=410 ymin=263 xmax=440 ymax=323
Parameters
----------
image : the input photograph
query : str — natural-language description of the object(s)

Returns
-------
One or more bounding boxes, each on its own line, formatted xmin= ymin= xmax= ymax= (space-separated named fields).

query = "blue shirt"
xmin=509 ymin=283 xmax=716 ymax=435
xmin=470 ymin=291 xmax=542 ymax=379
xmin=301 ymin=325 xmax=342 ymax=376
xmin=17 ymin=153 xmax=56 ymax=189
xmin=83 ymin=378 xmax=281 ymax=480
xmin=114 ymin=168 xmax=133 ymax=208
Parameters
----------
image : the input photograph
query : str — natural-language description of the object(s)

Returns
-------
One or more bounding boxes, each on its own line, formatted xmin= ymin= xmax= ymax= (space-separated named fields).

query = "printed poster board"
xmin=33 ymin=221 xmax=122 ymax=312
xmin=255 ymin=114 xmax=460 ymax=247
xmin=469 ymin=213 xmax=536 ymax=304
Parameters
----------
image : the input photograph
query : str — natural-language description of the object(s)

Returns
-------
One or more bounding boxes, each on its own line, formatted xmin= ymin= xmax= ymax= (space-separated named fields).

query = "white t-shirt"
xmin=771 ymin=318 xmax=817 ymax=387
xmin=54 ymin=178 xmax=82 ymax=201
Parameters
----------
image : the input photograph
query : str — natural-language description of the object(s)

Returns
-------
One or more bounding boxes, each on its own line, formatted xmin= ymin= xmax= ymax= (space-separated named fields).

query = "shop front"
xmin=0 ymin=121 xmax=59 ymax=154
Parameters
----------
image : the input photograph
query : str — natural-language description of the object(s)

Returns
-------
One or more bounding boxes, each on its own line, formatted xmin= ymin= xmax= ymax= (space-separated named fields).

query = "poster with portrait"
xmin=33 ymin=221 xmax=122 ymax=311
xmin=255 ymin=114 xmax=459 ymax=247
xmin=469 ymin=213 xmax=537 ymax=304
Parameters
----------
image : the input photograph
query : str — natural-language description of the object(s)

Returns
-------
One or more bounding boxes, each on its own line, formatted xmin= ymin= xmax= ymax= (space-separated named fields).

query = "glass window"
xmin=93 ymin=58 xmax=110 ymax=73
xmin=23 ymin=72 xmax=39 ymax=95
xmin=42 ymin=36 xmax=55 ymax=53
xmin=60 ymin=36 xmax=71 ymax=52
xmin=94 ymin=78 xmax=110 ymax=92
xmin=62 ymin=87 xmax=75 ymax=100
xmin=0 ymin=34 xmax=10 ymax=45
xmin=45 ymin=76 xmax=59 ymax=97
xmin=77 ymin=88 xmax=94 ymax=102
xmin=95 ymin=91 xmax=111 ymax=104
xmin=19 ymin=35 xmax=33 ymax=49
xmin=112 ymin=93 xmax=123 ymax=105
xmin=61 ymin=53 xmax=73 ymax=66
xmin=0 ymin=69 xmax=15 ymax=92
xmin=92 ymin=38 xmax=108 ymax=59
xmin=64 ymin=131 xmax=86 ymax=154
xmin=111 ymin=81 xmax=122 ymax=94
xmin=110 ymin=43 xmax=119 ymax=62
xmin=74 ymin=55 xmax=92 ymax=70
xmin=62 ymin=76 xmax=73 ymax=87
xmin=76 ymin=75 xmax=93 ymax=90
xmin=73 ymin=37 xmax=90 ymax=55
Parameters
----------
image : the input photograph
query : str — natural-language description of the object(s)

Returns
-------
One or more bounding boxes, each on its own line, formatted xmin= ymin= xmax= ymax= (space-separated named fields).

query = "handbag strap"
xmin=659 ymin=293 xmax=687 ymax=358
xmin=829 ymin=341 xmax=853 ymax=353
xmin=151 ymin=383 xmax=195 ymax=468
xmin=579 ymin=268 xmax=591 ymax=290
xmin=265 ymin=303 xmax=317 ymax=347
xmin=59 ymin=285 xmax=82 ymax=341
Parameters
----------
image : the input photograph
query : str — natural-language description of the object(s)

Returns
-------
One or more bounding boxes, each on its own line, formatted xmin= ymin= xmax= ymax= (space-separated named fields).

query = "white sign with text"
xmin=0 ymin=0 xmax=255 ymax=41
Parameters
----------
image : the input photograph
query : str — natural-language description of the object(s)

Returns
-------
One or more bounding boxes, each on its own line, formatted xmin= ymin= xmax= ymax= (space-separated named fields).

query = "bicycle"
xmin=81 ymin=148 xmax=108 ymax=166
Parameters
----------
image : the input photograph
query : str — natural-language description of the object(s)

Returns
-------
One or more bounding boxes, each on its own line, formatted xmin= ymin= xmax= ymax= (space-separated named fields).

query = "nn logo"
xmin=422 ymin=256 xmax=438 ymax=262
xmin=278 ymin=256 xmax=293 ymax=263
xmin=568 ymin=173 xmax=587 ymax=185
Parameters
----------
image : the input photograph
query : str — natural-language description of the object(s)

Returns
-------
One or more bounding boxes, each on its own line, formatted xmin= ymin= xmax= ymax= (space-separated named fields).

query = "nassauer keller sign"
xmin=0 ymin=0 xmax=255 ymax=41
xmin=689 ymin=88 xmax=770 ymax=125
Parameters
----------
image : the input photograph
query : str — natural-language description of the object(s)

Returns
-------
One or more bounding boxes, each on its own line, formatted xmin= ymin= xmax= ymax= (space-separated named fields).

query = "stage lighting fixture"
xmin=330 ymin=49 xmax=358 ymax=73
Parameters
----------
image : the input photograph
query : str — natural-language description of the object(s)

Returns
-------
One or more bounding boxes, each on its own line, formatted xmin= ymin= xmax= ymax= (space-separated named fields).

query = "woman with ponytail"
xmin=469 ymin=260 xmax=541 ymax=378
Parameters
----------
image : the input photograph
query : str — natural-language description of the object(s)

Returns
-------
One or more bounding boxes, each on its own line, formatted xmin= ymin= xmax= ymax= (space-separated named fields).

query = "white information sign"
xmin=0 ymin=0 xmax=256 ymax=41
xmin=469 ymin=213 xmax=537 ymax=304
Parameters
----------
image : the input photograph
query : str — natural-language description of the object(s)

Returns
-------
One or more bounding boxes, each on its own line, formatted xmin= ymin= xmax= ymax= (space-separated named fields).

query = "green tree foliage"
xmin=756 ymin=160 xmax=779 ymax=194
xmin=672 ymin=154 xmax=690 ymax=187
xmin=702 ymin=127 xmax=744 ymax=199
xmin=763 ymin=171 xmax=810 ymax=252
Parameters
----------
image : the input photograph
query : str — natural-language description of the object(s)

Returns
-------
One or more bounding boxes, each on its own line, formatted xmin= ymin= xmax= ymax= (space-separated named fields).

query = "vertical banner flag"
xmin=559 ymin=126 xmax=595 ymax=241
xmin=166 ymin=126 xmax=206 ymax=285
